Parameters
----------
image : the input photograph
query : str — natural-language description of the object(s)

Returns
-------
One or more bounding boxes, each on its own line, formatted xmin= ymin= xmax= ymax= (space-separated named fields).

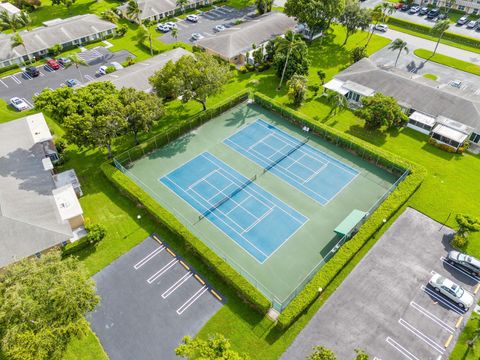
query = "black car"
xmin=419 ymin=7 xmax=429 ymax=15
xmin=25 ymin=66 xmax=39 ymax=77
xmin=400 ymin=4 xmax=411 ymax=11
xmin=427 ymin=8 xmax=440 ymax=19
xmin=447 ymin=250 xmax=480 ymax=276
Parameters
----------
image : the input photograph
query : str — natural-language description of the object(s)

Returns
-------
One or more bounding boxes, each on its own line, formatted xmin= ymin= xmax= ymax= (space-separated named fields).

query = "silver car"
xmin=429 ymin=274 xmax=474 ymax=309
xmin=447 ymin=250 xmax=480 ymax=276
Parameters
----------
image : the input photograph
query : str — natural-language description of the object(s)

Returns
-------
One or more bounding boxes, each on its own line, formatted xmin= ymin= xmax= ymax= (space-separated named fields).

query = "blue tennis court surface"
xmin=160 ymin=152 xmax=308 ymax=263
xmin=224 ymin=119 xmax=359 ymax=205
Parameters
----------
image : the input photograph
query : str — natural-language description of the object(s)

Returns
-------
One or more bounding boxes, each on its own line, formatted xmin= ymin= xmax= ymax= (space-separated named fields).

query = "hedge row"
xmin=253 ymin=93 xmax=427 ymax=329
xmin=103 ymin=92 xmax=271 ymax=314
xmin=387 ymin=17 xmax=480 ymax=50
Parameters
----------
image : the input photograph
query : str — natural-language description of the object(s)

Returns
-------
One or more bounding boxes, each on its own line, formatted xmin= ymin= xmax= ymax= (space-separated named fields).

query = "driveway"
xmin=158 ymin=5 xmax=255 ymax=44
xmin=282 ymin=208 xmax=480 ymax=360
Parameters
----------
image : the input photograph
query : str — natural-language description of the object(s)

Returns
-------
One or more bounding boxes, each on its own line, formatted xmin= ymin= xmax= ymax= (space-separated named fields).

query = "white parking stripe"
xmin=39 ymin=71 xmax=45 ymax=77
xmin=22 ymin=98 xmax=34 ymax=109
xmin=176 ymin=285 xmax=208 ymax=315
xmin=399 ymin=319 xmax=445 ymax=354
xmin=386 ymin=337 xmax=421 ymax=360
xmin=421 ymin=285 xmax=464 ymax=315
xmin=410 ymin=301 xmax=455 ymax=333
xmin=161 ymin=272 xmax=193 ymax=299
xmin=84 ymin=74 xmax=94 ymax=82
xmin=13 ymin=74 xmax=23 ymax=82
xmin=0 ymin=79 xmax=7 ymax=87
xmin=133 ymin=246 xmax=164 ymax=270
xmin=440 ymin=257 xmax=480 ymax=282
xmin=147 ymin=259 xmax=178 ymax=284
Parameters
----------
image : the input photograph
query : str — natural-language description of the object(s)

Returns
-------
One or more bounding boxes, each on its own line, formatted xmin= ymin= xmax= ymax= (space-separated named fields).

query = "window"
xmin=470 ymin=132 xmax=480 ymax=144
xmin=347 ymin=92 xmax=360 ymax=102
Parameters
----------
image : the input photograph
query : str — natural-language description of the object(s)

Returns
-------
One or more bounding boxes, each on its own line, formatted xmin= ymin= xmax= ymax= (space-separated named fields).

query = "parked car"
xmin=186 ymin=14 xmax=199 ymax=22
xmin=97 ymin=65 xmax=108 ymax=75
xmin=400 ymin=4 xmax=410 ymax=11
xmin=45 ymin=59 xmax=60 ymax=70
xmin=110 ymin=62 xmax=123 ymax=70
xmin=156 ymin=23 xmax=170 ymax=32
xmin=457 ymin=16 xmax=469 ymax=25
xmin=419 ymin=7 xmax=429 ymax=15
xmin=57 ymin=57 xmax=71 ymax=66
xmin=65 ymin=79 xmax=79 ymax=87
xmin=214 ymin=24 xmax=226 ymax=32
xmin=191 ymin=32 xmax=203 ymax=40
xmin=429 ymin=274 xmax=474 ymax=309
xmin=24 ymin=66 xmax=39 ymax=77
xmin=438 ymin=12 xmax=448 ymax=20
xmin=374 ymin=24 xmax=388 ymax=32
xmin=427 ymin=8 xmax=440 ymax=19
xmin=165 ymin=21 xmax=177 ymax=29
xmin=447 ymin=251 xmax=480 ymax=276
xmin=450 ymin=80 xmax=462 ymax=88
xmin=409 ymin=6 xmax=420 ymax=14
xmin=467 ymin=20 xmax=478 ymax=29
xmin=10 ymin=97 xmax=29 ymax=111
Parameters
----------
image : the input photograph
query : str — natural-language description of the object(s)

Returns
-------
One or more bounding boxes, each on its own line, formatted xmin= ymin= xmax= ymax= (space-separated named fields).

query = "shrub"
xmin=116 ymin=24 xmax=128 ymax=37
xmin=105 ymin=66 xmax=116 ymax=74
xmin=351 ymin=46 xmax=367 ymax=63
xmin=451 ymin=233 xmax=468 ymax=249
xmin=48 ymin=44 xmax=62 ymax=56
xmin=239 ymin=66 xmax=248 ymax=74
xmin=85 ymin=222 xmax=107 ymax=246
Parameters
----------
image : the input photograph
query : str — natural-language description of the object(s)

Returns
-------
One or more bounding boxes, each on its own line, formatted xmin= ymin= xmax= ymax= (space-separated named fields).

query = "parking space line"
xmin=39 ymin=71 xmax=45 ymax=77
xmin=166 ymin=248 xmax=176 ymax=257
xmin=475 ymin=283 xmax=480 ymax=294
xmin=12 ymin=74 xmax=22 ymax=83
xmin=161 ymin=272 xmax=193 ymax=299
xmin=210 ymin=289 xmax=223 ymax=301
xmin=421 ymin=285 xmax=464 ymax=315
xmin=147 ymin=258 xmax=178 ymax=284
xmin=133 ymin=245 xmax=165 ymax=269
xmin=194 ymin=273 xmax=205 ymax=285
xmin=176 ymin=285 xmax=208 ymax=315
xmin=84 ymin=74 xmax=94 ymax=82
xmin=0 ymin=79 xmax=8 ymax=88
xmin=152 ymin=234 xmax=162 ymax=244
xmin=444 ymin=334 xmax=453 ymax=348
xmin=399 ymin=319 xmax=445 ymax=354
xmin=179 ymin=260 xmax=190 ymax=270
xmin=440 ymin=257 xmax=480 ymax=281
xmin=22 ymin=98 xmax=34 ymax=109
xmin=386 ymin=337 xmax=421 ymax=360
xmin=455 ymin=316 xmax=464 ymax=328
xmin=410 ymin=301 xmax=455 ymax=333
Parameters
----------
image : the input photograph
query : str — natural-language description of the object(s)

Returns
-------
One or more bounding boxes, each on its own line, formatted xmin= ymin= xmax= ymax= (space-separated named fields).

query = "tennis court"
xmin=224 ymin=119 xmax=358 ymax=205
xmin=160 ymin=152 xmax=307 ymax=263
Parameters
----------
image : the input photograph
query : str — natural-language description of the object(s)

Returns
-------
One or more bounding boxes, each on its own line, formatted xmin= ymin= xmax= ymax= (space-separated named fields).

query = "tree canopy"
xmin=357 ymin=93 xmax=408 ymax=130
xmin=339 ymin=0 xmax=371 ymax=46
xmin=0 ymin=251 xmax=99 ymax=360
xmin=175 ymin=334 xmax=249 ymax=360
xmin=273 ymin=32 xmax=309 ymax=85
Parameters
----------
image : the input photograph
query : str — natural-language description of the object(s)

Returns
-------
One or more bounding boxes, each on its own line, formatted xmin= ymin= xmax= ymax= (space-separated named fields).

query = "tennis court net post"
xmin=263 ymin=137 xmax=309 ymax=174
xmin=198 ymin=174 xmax=257 ymax=221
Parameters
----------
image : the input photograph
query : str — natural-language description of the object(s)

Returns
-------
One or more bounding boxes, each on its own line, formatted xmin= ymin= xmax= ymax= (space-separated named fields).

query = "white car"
xmin=374 ymin=24 xmax=388 ymax=32
xmin=156 ymin=24 xmax=170 ymax=32
xmin=165 ymin=21 xmax=177 ymax=29
xmin=191 ymin=32 xmax=203 ymax=40
xmin=467 ymin=20 xmax=477 ymax=29
xmin=97 ymin=65 xmax=108 ymax=75
xmin=214 ymin=24 xmax=226 ymax=32
xmin=110 ymin=62 xmax=124 ymax=70
xmin=429 ymin=274 xmax=474 ymax=309
xmin=186 ymin=14 xmax=199 ymax=22
xmin=10 ymin=97 xmax=29 ymax=111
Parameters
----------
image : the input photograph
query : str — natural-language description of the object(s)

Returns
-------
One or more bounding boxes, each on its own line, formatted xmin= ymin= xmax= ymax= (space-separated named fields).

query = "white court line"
xmin=133 ymin=245 xmax=164 ymax=269
xmin=440 ymin=257 xmax=480 ymax=282
xmin=399 ymin=318 xmax=445 ymax=354
xmin=176 ymin=285 xmax=208 ymax=315
xmin=162 ymin=272 xmax=193 ymax=299
xmin=386 ymin=337 xmax=421 ymax=360
xmin=242 ymin=207 xmax=273 ymax=234
xmin=0 ymin=79 xmax=8 ymax=88
xmin=421 ymin=285 xmax=464 ymax=315
xmin=410 ymin=301 xmax=455 ymax=333
xmin=147 ymin=259 xmax=178 ymax=284
xmin=188 ymin=169 xmax=219 ymax=190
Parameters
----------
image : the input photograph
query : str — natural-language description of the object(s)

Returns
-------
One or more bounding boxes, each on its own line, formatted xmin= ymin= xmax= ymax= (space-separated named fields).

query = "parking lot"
xmin=159 ymin=5 xmax=255 ymax=44
xmin=0 ymin=47 xmax=132 ymax=108
xmin=88 ymin=234 xmax=224 ymax=360
xmin=282 ymin=207 xmax=480 ymax=360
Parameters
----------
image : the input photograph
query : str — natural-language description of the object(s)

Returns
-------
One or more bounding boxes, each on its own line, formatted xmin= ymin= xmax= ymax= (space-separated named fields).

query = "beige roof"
xmin=197 ymin=12 xmax=296 ymax=59
xmin=26 ymin=113 xmax=52 ymax=144
xmin=52 ymin=185 xmax=83 ymax=221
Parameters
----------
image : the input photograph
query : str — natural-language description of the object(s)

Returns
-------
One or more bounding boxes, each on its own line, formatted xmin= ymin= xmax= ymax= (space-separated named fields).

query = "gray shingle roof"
xmin=335 ymin=58 xmax=480 ymax=132
xmin=119 ymin=0 xmax=203 ymax=20
xmin=0 ymin=14 xmax=116 ymax=63
xmin=197 ymin=12 xmax=297 ymax=59
xmin=0 ymin=117 xmax=72 ymax=268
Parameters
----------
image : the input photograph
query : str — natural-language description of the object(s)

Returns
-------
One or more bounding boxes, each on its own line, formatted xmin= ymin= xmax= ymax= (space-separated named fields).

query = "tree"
xmin=101 ymin=9 xmax=120 ymax=24
xmin=380 ymin=1 xmax=395 ymax=23
xmin=0 ymin=251 xmax=99 ymax=360
xmin=51 ymin=0 xmax=76 ymax=12
xmin=176 ymin=0 xmax=189 ymax=13
xmin=357 ymin=93 xmax=408 ymax=130
xmin=339 ymin=0 xmax=371 ymax=46
xmin=388 ymin=38 xmax=408 ymax=67
xmin=149 ymin=53 xmax=231 ymax=111
xmin=326 ymin=91 xmax=348 ymax=117
xmin=119 ymin=87 xmax=164 ymax=144
xmin=85 ymin=221 xmax=107 ymax=246
xmin=10 ymin=33 xmax=30 ymax=64
xmin=354 ymin=349 xmax=370 ymax=360
xmin=351 ymin=46 xmax=367 ymax=63
xmin=126 ymin=0 xmax=140 ymax=23
xmin=256 ymin=0 xmax=273 ymax=14
xmin=364 ymin=5 xmax=382 ymax=48
xmin=467 ymin=316 xmax=480 ymax=349
xmin=175 ymin=334 xmax=249 ymax=360
xmin=171 ymin=26 xmax=178 ymax=41
xmin=274 ymin=30 xmax=309 ymax=89
xmin=307 ymin=346 xmax=337 ymax=360
xmin=0 ymin=10 xmax=31 ymax=32
xmin=284 ymin=0 xmax=345 ymax=41
xmin=287 ymin=74 xmax=308 ymax=106
xmin=428 ymin=20 xmax=450 ymax=61
xmin=138 ymin=23 xmax=153 ymax=56
xmin=317 ymin=69 xmax=326 ymax=86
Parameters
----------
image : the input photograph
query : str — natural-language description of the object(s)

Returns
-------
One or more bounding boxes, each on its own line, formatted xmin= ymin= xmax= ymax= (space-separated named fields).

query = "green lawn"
xmin=414 ymin=48 xmax=480 ymax=76
xmin=450 ymin=314 xmax=480 ymax=360
xmin=423 ymin=73 xmax=438 ymax=80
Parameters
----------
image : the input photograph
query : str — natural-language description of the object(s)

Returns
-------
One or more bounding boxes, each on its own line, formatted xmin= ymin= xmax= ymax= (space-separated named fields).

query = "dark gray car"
xmin=447 ymin=250 xmax=480 ymax=276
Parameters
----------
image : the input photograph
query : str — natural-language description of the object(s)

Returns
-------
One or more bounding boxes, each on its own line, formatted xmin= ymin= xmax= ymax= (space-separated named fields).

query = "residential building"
xmin=0 ymin=113 xmax=85 ymax=268
xmin=324 ymin=58 xmax=480 ymax=151
xmin=422 ymin=0 xmax=480 ymax=14
xmin=0 ymin=2 xmax=21 ymax=16
xmin=117 ymin=0 xmax=211 ymax=22
xmin=196 ymin=12 xmax=297 ymax=65
xmin=0 ymin=14 xmax=116 ymax=68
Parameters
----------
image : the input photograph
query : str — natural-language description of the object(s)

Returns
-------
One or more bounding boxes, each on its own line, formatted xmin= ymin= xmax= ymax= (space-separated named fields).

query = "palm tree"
xmin=0 ymin=10 xmax=31 ymax=32
xmin=388 ymin=38 xmax=408 ymax=67
xmin=10 ymin=33 xmax=30 ymax=64
xmin=467 ymin=317 xmax=480 ymax=349
xmin=176 ymin=0 xmax=188 ymax=13
xmin=276 ymin=30 xmax=304 ymax=89
xmin=327 ymin=91 xmax=348 ymax=117
xmin=126 ymin=0 xmax=141 ymax=23
xmin=101 ymin=9 xmax=120 ymax=24
xmin=137 ymin=23 xmax=153 ymax=56
xmin=365 ymin=5 xmax=383 ymax=48
xmin=317 ymin=69 xmax=326 ymax=86
xmin=380 ymin=2 xmax=395 ymax=23
xmin=68 ymin=54 xmax=87 ymax=84
xmin=171 ymin=26 xmax=178 ymax=41
xmin=427 ymin=20 xmax=450 ymax=62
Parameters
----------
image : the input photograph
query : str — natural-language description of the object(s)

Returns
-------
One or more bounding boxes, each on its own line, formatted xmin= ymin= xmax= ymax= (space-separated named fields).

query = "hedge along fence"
xmin=387 ymin=17 xmax=480 ymax=51
xmin=253 ymin=93 xmax=426 ymax=329
xmin=105 ymin=90 xmax=271 ymax=314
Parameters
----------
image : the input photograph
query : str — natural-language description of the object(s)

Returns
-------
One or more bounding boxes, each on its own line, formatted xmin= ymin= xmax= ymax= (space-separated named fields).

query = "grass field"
xmin=450 ymin=314 xmax=480 ymax=360
xmin=414 ymin=48 xmax=480 ymax=76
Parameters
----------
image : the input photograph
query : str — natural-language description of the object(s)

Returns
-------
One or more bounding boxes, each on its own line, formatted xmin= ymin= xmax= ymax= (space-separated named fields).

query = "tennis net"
xmin=263 ymin=137 xmax=309 ymax=174
xmin=198 ymin=175 xmax=257 ymax=221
